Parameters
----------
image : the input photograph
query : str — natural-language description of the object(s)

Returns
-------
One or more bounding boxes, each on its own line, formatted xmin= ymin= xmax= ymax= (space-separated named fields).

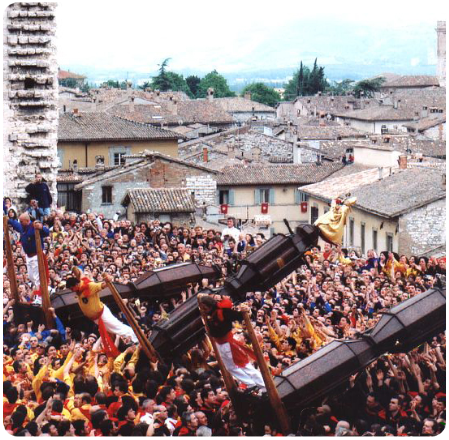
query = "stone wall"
xmin=80 ymin=158 xmax=216 ymax=218
xmin=437 ymin=21 xmax=446 ymax=87
xmin=185 ymin=175 xmax=217 ymax=207
xmin=3 ymin=3 xmax=59 ymax=208
xmin=398 ymin=199 xmax=446 ymax=256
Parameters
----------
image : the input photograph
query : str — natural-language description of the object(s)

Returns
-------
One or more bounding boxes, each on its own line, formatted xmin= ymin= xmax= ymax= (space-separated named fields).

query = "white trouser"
xmin=95 ymin=304 xmax=138 ymax=343
xmin=26 ymin=254 xmax=40 ymax=287
xmin=216 ymin=341 xmax=265 ymax=388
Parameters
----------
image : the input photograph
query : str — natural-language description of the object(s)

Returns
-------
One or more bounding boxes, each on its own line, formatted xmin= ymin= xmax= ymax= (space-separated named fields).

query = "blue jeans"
xmin=42 ymin=207 xmax=51 ymax=216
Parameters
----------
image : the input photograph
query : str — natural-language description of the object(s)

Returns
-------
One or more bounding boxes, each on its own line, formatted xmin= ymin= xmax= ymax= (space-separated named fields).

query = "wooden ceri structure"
xmin=105 ymin=280 xmax=161 ymax=363
xmin=34 ymin=228 xmax=54 ymax=329
xmin=3 ymin=216 xmax=19 ymax=303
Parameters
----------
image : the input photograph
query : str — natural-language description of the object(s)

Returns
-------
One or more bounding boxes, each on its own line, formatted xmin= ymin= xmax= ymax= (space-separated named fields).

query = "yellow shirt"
xmin=77 ymin=279 xmax=104 ymax=320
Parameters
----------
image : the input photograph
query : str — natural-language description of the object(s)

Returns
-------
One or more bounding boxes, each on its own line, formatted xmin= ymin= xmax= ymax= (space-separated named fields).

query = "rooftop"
xmin=216 ymin=162 xmax=343 ymax=186
xmin=110 ymin=100 xmax=234 ymax=126
xmin=381 ymin=75 xmax=440 ymax=88
xmin=122 ymin=188 xmax=195 ymax=213
xmin=58 ymin=69 xmax=86 ymax=80
xmin=302 ymin=167 xmax=445 ymax=218
xmin=212 ymin=96 xmax=277 ymax=113
xmin=335 ymin=105 xmax=417 ymax=121
xmin=58 ymin=112 xmax=184 ymax=142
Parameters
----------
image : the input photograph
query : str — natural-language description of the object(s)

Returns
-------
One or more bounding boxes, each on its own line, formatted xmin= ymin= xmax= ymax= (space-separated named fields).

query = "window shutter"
xmin=269 ymin=188 xmax=275 ymax=204
xmin=294 ymin=188 xmax=301 ymax=204
xmin=254 ymin=189 xmax=260 ymax=205
xmin=228 ymin=189 xmax=235 ymax=206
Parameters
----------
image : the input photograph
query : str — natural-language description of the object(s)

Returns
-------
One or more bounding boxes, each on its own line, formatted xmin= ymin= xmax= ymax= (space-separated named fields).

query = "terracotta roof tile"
xmin=58 ymin=112 xmax=184 ymax=141
xmin=122 ymin=188 xmax=195 ymax=213
xmin=216 ymin=162 xmax=343 ymax=186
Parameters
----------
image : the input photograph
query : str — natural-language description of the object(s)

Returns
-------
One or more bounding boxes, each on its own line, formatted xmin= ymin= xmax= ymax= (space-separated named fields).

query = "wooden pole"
xmin=3 ymin=216 xmax=19 ymax=303
xmin=242 ymin=310 xmax=291 ymax=435
xmin=197 ymin=297 xmax=243 ymax=416
xmin=34 ymin=228 xmax=54 ymax=329
xmin=105 ymin=280 xmax=161 ymax=363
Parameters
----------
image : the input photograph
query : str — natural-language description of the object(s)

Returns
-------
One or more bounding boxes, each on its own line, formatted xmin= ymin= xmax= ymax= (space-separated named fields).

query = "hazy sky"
xmin=56 ymin=0 xmax=446 ymax=74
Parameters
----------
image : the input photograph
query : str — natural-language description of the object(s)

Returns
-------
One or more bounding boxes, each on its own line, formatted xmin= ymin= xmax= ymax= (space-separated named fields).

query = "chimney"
xmin=421 ymin=106 xmax=428 ymax=118
xmin=202 ymin=147 xmax=208 ymax=163
xmin=168 ymin=96 xmax=178 ymax=115
xmin=207 ymin=88 xmax=214 ymax=102
xmin=227 ymin=144 xmax=235 ymax=159
xmin=251 ymin=147 xmax=261 ymax=162
xmin=72 ymin=108 xmax=80 ymax=117
xmin=398 ymin=155 xmax=407 ymax=170
xmin=378 ymin=167 xmax=384 ymax=180
xmin=244 ymin=91 xmax=251 ymax=100
xmin=442 ymin=173 xmax=446 ymax=187
xmin=129 ymin=96 xmax=135 ymax=113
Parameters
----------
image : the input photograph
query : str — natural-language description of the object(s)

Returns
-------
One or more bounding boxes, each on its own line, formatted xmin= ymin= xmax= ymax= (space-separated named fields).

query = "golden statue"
xmin=314 ymin=196 xmax=357 ymax=245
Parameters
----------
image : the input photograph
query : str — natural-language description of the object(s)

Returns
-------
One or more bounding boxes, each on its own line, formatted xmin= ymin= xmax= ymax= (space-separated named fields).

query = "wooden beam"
xmin=34 ymin=228 xmax=54 ymax=329
xmin=242 ymin=310 xmax=291 ymax=435
xmin=3 ymin=216 xmax=19 ymax=303
xmin=105 ymin=280 xmax=161 ymax=363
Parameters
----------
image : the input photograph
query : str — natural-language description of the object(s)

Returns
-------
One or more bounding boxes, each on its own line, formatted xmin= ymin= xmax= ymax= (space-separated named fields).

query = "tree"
xmin=186 ymin=75 xmax=201 ymax=98
xmin=326 ymin=79 xmax=355 ymax=96
xmin=149 ymin=58 xmax=190 ymax=94
xmin=198 ymin=70 xmax=235 ymax=98
xmin=284 ymin=60 xmax=328 ymax=100
xmin=241 ymin=83 xmax=280 ymax=107
xmin=59 ymin=78 xmax=78 ymax=88
xmin=151 ymin=58 xmax=172 ymax=91
xmin=353 ymin=77 xmax=385 ymax=98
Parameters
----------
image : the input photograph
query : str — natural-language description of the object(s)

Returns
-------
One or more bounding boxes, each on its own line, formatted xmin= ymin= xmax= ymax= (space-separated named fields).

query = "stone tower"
xmin=436 ymin=21 xmax=446 ymax=87
xmin=3 ymin=3 xmax=59 ymax=208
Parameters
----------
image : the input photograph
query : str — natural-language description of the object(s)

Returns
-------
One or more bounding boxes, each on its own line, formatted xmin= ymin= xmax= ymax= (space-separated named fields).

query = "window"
xmin=372 ymin=229 xmax=378 ymax=252
xmin=219 ymin=190 xmax=229 ymax=204
xmin=114 ymin=152 xmax=126 ymax=166
xmin=255 ymin=188 xmax=274 ymax=205
xmin=295 ymin=189 xmax=309 ymax=203
xmin=386 ymin=233 xmax=393 ymax=252
xmin=311 ymin=206 xmax=319 ymax=224
xmin=361 ymin=223 xmax=366 ymax=255
xmin=57 ymin=183 xmax=82 ymax=212
xmin=109 ymin=146 xmax=130 ymax=166
xmin=349 ymin=218 xmax=354 ymax=247
xmin=260 ymin=189 xmax=270 ymax=203
xmin=102 ymin=186 xmax=112 ymax=204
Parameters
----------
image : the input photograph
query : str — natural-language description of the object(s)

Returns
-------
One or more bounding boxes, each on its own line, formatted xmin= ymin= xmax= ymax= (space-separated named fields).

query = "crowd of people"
xmin=3 ymin=188 xmax=446 ymax=436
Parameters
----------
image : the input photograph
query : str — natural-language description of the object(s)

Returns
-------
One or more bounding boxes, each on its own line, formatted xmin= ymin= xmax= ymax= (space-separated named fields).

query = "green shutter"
xmin=255 ymin=189 xmax=260 ymax=205
xmin=269 ymin=188 xmax=275 ymax=204
xmin=228 ymin=189 xmax=235 ymax=206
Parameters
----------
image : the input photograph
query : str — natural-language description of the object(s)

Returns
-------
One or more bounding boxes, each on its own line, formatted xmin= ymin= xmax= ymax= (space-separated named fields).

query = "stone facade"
xmin=3 ymin=3 xmax=59 ymax=207
xmin=398 ymin=199 xmax=446 ymax=256
xmin=185 ymin=175 xmax=217 ymax=207
xmin=76 ymin=156 xmax=217 ymax=218
xmin=437 ymin=21 xmax=446 ymax=87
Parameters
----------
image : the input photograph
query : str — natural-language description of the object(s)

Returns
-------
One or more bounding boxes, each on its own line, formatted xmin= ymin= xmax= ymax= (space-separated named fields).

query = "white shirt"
xmin=221 ymin=226 xmax=240 ymax=243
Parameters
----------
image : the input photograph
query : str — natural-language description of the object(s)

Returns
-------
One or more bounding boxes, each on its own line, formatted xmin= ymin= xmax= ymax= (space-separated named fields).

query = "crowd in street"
xmin=3 ymin=191 xmax=446 ymax=436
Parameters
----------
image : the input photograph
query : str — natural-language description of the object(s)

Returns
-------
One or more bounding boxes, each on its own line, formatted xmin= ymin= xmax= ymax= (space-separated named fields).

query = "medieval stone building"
xmin=436 ymin=21 xmax=446 ymax=87
xmin=3 ymin=2 xmax=58 ymax=207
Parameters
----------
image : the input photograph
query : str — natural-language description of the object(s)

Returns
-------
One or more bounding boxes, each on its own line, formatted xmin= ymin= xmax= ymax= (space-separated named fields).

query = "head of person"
xmin=18 ymin=213 xmax=31 ymax=228
xmin=66 ymin=277 xmax=81 ymax=292
xmin=227 ymin=217 xmax=235 ymax=228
